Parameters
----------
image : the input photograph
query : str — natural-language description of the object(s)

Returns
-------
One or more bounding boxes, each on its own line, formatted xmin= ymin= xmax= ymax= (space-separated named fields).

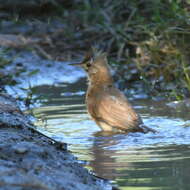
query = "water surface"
xmin=31 ymin=80 xmax=190 ymax=190
xmin=4 ymin=51 xmax=190 ymax=189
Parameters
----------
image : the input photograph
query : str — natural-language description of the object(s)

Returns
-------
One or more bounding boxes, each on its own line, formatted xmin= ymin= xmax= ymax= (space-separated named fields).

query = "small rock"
xmin=12 ymin=142 xmax=31 ymax=154
xmin=14 ymin=146 xmax=28 ymax=154
xmin=167 ymin=99 xmax=190 ymax=109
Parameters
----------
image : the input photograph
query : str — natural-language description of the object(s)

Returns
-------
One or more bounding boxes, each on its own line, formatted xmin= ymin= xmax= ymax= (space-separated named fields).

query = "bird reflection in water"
xmin=90 ymin=132 xmax=131 ymax=180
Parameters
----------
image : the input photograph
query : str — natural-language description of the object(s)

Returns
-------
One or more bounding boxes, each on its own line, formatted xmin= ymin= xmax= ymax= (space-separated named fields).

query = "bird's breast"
xmin=85 ymin=86 xmax=101 ymax=119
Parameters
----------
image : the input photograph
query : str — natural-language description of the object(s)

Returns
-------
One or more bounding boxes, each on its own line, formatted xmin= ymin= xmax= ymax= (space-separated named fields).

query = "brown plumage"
xmin=71 ymin=50 xmax=156 ymax=133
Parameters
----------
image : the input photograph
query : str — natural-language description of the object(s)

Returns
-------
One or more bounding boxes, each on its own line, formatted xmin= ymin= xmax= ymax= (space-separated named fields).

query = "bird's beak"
xmin=69 ymin=62 xmax=85 ymax=67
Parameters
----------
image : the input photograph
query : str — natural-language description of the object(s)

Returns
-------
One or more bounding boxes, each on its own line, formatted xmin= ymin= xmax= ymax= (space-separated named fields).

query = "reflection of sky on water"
xmin=5 ymin=51 xmax=190 ymax=190
xmin=31 ymin=83 xmax=190 ymax=190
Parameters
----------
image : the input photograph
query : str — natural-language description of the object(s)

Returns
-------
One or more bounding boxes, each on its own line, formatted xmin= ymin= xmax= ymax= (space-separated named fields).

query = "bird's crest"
xmin=82 ymin=48 xmax=107 ymax=66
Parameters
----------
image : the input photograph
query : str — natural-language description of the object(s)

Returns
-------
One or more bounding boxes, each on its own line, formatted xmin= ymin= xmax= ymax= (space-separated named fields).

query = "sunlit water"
xmin=28 ymin=80 xmax=190 ymax=190
xmin=4 ymin=52 xmax=190 ymax=189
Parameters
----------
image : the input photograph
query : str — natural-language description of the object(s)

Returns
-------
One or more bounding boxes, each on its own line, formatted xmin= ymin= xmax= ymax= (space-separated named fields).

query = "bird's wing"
xmin=94 ymin=91 xmax=141 ymax=131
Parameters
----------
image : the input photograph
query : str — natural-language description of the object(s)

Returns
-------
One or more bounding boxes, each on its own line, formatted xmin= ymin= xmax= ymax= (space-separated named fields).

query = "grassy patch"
xmin=1 ymin=0 xmax=190 ymax=99
xmin=56 ymin=0 xmax=190 ymax=99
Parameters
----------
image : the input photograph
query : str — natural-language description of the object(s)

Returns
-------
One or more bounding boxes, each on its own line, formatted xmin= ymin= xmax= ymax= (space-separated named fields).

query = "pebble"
xmin=14 ymin=146 xmax=28 ymax=154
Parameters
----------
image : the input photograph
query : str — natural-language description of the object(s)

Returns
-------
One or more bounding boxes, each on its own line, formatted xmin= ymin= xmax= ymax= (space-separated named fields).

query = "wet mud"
xmin=0 ymin=93 xmax=113 ymax=190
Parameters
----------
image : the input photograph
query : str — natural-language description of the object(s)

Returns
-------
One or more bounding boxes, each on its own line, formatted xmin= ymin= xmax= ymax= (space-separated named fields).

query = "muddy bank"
xmin=0 ymin=93 xmax=113 ymax=190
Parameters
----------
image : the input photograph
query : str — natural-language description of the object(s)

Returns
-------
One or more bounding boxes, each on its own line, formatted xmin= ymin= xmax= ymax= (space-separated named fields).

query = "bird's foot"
xmin=140 ymin=124 xmax=157 ymax=134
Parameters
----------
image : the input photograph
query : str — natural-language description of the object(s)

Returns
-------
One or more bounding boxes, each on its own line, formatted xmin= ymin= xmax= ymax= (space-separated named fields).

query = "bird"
xmin=71 ymin=50 xmax=156 ymax=134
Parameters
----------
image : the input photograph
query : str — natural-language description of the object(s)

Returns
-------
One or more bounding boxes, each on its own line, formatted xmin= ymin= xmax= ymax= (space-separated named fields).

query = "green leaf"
xmin=28 ymin=69 xmax=40 ymax=76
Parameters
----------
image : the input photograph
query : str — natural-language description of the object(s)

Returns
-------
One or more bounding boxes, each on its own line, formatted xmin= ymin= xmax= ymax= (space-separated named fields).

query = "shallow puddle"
xmin=30 ymin=80 xmax=190 ymax=190
xmin=4 ymin=51 xmax=190 ymax=189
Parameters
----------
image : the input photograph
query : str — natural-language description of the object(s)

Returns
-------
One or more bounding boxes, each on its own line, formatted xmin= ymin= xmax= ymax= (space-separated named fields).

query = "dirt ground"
xmin=0 ymin=93 xmax=114 ymax=190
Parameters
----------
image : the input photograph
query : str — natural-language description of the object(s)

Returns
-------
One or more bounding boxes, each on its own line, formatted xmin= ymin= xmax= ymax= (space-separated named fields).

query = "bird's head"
xmin=71 ymin=49 xmax=113 ymax=85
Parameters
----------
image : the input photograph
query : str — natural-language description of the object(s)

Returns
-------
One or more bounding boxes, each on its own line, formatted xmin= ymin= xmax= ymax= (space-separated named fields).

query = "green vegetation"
xmin=58 ymin=0 xmax=190 ymax=99
xmin=1 ymin=0 xmax=190 ymax=100
xmin=0 ymin=49 xmax=16 ymax=88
